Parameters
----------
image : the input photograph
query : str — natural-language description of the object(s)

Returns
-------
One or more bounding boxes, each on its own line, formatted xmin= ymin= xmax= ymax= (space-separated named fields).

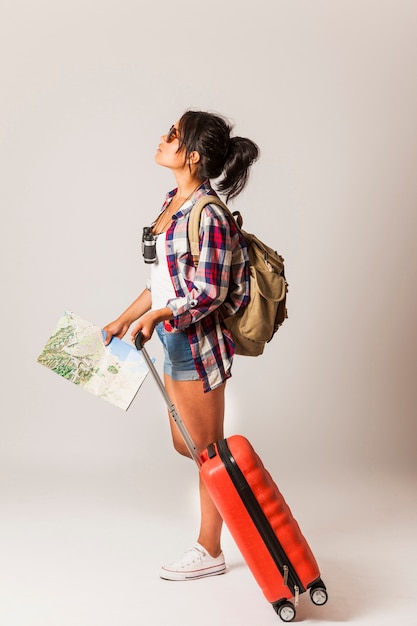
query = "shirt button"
xmin=190 ymin=299 xmax=198 ymax=307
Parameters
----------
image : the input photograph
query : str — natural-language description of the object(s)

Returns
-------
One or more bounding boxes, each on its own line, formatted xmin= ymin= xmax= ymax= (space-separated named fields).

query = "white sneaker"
xmin=160 ymin=543 xmax=226 ymax=581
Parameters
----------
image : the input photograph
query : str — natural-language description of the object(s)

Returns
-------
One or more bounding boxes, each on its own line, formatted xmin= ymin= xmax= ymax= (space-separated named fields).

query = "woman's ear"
xmin=188 ymin=151 xmax=201 ymax=164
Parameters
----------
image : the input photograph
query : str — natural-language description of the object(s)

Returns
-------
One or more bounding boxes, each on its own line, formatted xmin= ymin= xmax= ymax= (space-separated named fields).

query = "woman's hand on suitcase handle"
xmin=130 ymin=307 xmax=173 ymax=346
xmin=130 ymin=314 xmax=155 ymax=347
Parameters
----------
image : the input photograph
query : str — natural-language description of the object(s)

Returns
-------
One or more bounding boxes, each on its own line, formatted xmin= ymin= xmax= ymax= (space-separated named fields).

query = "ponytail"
xmin=178 ymin=111 xmax=260 ymax=201
xmin=217 ymin=136 xmax=259 ymax=201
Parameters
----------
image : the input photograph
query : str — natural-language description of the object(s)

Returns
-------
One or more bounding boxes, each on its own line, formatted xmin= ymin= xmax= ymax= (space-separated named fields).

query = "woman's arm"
xmin=167 ymin=206 xmax=236 ymax=331
xmin=103 ymin=288 xmax=152 ymax=344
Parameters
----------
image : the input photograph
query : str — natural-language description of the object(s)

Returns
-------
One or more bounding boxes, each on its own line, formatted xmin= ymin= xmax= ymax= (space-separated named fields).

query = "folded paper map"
xmin=37 ymin=311 xmax=150 ymax=410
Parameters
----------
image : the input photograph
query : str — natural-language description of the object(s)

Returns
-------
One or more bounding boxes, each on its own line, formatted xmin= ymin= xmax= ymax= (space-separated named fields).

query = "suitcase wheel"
xmin=310 ymin=582 xmax=328 ymax=606
xmin=274 ymin=600 xmax=296 ymax=622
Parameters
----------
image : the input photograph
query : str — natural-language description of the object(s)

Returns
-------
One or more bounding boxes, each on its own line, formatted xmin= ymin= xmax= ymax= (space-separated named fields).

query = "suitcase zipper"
xmin=283 ymin=565 xmax=289 ymax=586
xmin=216 ymin=438 xmax=304 ymax=599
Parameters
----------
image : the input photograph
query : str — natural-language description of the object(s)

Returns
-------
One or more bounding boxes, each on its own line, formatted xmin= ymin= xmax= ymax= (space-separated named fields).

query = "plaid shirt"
xmin=158 ymin=180 xmax=249 ymax=392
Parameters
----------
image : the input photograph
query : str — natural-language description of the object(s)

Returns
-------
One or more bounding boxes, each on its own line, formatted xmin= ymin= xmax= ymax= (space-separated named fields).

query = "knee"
xmin=173 ymin=434 xmax=216 ymax=458
xmin=173 ymin=438 xmax=192 ymax=458
xmin=172 ymin=435 xmax=212 ymax=458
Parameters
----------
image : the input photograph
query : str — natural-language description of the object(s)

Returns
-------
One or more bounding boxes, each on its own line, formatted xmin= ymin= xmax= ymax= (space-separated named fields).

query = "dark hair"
xmin=177 ymin=110 xmax=259 ymax=201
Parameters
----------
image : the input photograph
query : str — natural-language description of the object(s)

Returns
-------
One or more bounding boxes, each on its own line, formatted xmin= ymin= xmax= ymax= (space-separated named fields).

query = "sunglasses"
xmin=166 ymin=125 xmax=179 ymax=143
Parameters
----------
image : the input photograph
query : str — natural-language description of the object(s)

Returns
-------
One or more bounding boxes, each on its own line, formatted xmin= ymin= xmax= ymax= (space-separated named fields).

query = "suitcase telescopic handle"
xmin=134 ymin=332 xmax=203 ymax=468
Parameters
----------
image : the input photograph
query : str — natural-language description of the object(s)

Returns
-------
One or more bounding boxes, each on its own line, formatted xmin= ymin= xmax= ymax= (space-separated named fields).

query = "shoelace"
xmin=180 ymin=545 xmax=206 ymax=566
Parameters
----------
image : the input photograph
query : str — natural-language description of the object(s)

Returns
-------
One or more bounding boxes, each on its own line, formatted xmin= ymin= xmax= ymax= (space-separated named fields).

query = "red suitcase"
xmin=135 ymin=334 xmax=328 ymax=622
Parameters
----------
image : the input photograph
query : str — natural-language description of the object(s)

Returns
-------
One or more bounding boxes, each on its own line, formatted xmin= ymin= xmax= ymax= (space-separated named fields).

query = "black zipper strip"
xmin=216 ymin=438 xmax=305 ymax=596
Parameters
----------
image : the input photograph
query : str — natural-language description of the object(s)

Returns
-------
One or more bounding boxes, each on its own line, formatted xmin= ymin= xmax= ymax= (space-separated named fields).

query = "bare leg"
xmin=164 ymin=375 xmax=225 ymax=557
xmin=197 ymin=475 xmax=223 ymax=557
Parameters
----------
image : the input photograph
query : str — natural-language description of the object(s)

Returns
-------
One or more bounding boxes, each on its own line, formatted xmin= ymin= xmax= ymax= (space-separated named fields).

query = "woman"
xmin=103 ymin=110 xmax=259 ymax=580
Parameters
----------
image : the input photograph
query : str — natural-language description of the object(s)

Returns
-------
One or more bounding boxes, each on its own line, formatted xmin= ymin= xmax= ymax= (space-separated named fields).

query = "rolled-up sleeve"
xmin=167 ymin=207 xmax=233 ymax=331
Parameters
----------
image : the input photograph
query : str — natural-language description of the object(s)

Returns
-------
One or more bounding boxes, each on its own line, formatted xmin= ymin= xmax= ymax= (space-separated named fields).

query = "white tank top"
xmin=150 ymin=232 xmax=176 ymax=310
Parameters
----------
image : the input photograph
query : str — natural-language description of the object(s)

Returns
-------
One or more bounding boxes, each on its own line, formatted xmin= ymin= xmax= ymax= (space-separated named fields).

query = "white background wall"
xmin=1 ymin=0 xmax=416 ymax=484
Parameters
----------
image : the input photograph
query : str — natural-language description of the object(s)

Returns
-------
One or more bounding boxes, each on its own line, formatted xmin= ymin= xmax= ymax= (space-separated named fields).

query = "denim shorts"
xmin=155 ymin=323 xmax=200 ymax=381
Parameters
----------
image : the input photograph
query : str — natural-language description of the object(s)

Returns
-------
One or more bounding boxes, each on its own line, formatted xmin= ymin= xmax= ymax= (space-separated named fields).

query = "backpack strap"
xmin=188 ymin=195 xmax=243 ymax=267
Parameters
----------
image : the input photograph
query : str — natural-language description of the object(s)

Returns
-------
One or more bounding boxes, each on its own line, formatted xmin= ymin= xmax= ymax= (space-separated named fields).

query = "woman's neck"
xmin=173 ymin=173 xmax=204 ymax=200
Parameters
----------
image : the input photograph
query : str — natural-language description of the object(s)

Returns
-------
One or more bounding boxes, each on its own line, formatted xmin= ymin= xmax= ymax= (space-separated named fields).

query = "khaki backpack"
xmin=188 ymin=196 xmax=288 ymax=356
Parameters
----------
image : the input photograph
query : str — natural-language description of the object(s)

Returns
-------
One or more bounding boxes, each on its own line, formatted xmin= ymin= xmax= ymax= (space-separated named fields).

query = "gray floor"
xmin=1 ymin=462 xmax=416 ymax=626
